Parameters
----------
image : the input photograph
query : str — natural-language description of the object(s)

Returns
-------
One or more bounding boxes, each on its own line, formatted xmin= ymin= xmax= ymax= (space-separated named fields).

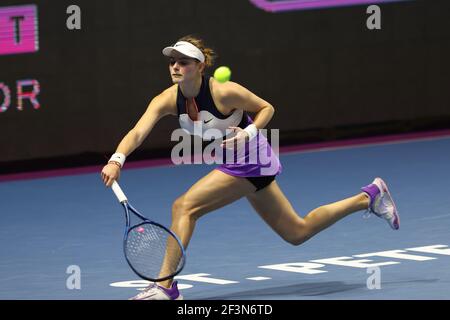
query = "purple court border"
xmin=249 ymin=0 xmax=409 ymax=12
xmin=1 ymin=128 xmax=450 ymax=183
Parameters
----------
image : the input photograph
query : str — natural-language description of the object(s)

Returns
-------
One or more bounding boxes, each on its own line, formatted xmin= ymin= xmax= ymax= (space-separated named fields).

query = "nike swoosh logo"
xmin=203 ymin=118 xmax=213 ymax=124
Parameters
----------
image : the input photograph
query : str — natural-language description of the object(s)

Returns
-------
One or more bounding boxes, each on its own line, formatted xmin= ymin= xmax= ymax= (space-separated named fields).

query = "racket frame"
xmin=112 ymin=181 xmax=186 ymax=282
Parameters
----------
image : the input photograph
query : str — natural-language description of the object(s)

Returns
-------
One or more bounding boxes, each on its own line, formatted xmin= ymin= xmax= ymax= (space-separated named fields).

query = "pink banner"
xmin=249 ymin=0 xmax=410 ymax=12
xmin=0 ymin=5 xmax=39 ymax=55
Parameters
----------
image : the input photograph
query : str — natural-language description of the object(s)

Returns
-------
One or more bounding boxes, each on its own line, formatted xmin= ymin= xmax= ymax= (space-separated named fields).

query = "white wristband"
xmin=109 ymin=152 xmax=126 ymax=168
xmin=243 ymin=124 xmax=258 ymax=140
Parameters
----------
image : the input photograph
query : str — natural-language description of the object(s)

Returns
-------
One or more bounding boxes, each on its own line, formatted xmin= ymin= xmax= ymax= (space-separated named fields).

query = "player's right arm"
xmin=101 ymin=87 xmax=177 ymax=187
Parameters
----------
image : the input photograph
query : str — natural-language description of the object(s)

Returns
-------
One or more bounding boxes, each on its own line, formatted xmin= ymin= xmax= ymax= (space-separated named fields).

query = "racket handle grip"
xmin=111 ymin=181 xmax=128 ymax=203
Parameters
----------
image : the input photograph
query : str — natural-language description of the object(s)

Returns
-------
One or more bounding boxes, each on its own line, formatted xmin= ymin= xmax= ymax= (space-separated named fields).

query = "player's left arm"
xmin=219 ymin=81 xmax=275 ymax=130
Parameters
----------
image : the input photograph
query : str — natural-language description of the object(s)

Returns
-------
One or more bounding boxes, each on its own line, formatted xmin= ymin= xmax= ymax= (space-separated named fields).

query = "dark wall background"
xmin=1 ymin=0 xmax=449 ymax=172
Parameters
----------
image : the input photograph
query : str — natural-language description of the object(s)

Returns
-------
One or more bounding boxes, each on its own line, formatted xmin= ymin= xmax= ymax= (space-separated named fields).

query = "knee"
xmin=282 ymin=221 xmax=311 ymax=246
xmin=172 ymin=195 xmax=202 ymax=221
xmin=285 ymin=234 xmax=310 ymax=246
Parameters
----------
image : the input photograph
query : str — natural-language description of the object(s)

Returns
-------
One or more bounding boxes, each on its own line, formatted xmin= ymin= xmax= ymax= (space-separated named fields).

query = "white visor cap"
xmin=162 ymin=41 xmax=205 ymax=63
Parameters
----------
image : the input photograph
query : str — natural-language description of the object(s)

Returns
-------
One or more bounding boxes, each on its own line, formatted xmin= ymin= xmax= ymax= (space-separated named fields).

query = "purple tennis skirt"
xmin=215 ymin=131 xmax=282 ymax=178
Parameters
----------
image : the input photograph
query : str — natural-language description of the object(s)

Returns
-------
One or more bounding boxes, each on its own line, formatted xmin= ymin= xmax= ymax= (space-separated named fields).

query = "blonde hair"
xmin=178 ymin=35 xmax=216 ymax=68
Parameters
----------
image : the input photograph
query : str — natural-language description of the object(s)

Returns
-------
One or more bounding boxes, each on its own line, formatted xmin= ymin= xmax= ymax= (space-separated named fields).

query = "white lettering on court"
xmin=311 ymin=256 xmax=399 ymax=268
xmin=175 ymin=273 xmax=239 ymax=285
xmin=407 ymin=244 xmax=450 ymax=256
xmin=258 ymin=262 xmax=327 ymax=274
xmin=355 ymin=250 xmax=435 ymax=261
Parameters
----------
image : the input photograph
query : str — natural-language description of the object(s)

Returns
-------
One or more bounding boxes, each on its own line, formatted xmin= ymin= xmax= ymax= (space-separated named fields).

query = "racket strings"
xmin=125 ymin=223 xmax=184 ymax=280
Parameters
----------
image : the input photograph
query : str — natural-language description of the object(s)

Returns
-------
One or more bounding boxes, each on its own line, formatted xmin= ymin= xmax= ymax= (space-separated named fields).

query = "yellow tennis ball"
xmin=214 ymin=66 xmax=231 ymax=83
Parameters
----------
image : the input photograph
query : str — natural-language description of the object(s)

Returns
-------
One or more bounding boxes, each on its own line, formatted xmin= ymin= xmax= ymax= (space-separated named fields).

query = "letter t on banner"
xmin=0 ymin=5 xmax=39 ymax=55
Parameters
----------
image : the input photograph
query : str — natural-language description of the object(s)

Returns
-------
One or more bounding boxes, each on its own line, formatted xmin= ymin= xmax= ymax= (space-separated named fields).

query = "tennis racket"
xmin=111 ymin=181 xmax=186 ymax=282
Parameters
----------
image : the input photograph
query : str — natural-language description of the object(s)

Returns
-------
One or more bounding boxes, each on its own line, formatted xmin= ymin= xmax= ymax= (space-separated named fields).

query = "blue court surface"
xmin=1 ymin=136 xmax=450 ymax=300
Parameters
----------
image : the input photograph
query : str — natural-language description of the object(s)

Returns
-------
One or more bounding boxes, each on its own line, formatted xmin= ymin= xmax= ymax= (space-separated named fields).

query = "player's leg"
xmin=158 ymin=169 xmax=256 ymax=287
xmin=246 ymin=180 xmax=369 ymax=245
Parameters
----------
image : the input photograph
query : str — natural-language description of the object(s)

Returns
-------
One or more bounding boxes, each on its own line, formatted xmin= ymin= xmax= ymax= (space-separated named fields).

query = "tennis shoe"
xmin=129 ymin=281 xmax=183 ymax=300
xmin=361 ymin=177 xmax=400 ymax=230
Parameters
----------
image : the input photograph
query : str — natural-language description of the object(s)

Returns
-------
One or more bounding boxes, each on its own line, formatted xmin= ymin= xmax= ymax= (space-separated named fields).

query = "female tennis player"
xmin=101 ymin=35 xmax=399 ymax=300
